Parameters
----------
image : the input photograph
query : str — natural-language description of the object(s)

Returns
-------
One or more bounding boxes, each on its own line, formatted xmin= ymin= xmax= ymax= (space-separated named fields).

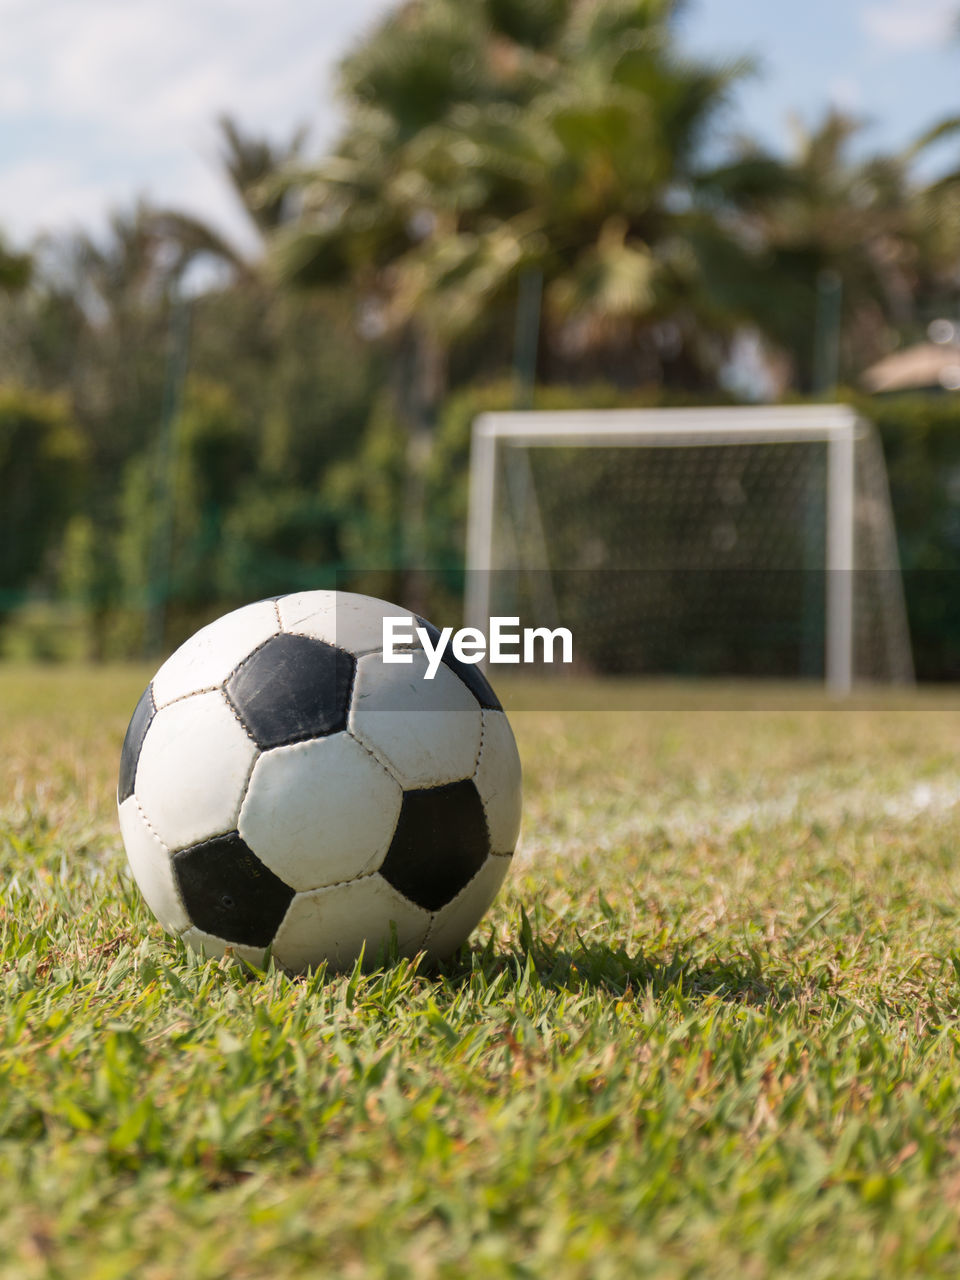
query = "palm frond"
xmin=550 ymin=219 xmax=660 ymax=319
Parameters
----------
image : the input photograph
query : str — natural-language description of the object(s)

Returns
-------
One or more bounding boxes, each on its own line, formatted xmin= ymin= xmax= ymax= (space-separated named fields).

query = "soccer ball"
xmin=117 ymin=591 xmax=522 ymax=972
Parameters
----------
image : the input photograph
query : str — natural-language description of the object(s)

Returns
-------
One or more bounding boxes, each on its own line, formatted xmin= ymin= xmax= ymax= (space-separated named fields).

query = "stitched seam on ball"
xmin=235 ymin=748 xmax=261 ymax=823
xmin=421 ymin=853 xmax=493 ymax=949
xmin=297 ymin=865 xmax=382 ymax=895
xmin=471 ymin=713 xmax=493 ymax=854
xmin=175 ymin=923 xmax=263 ymax=960
xmin=475 ymin=710 xmax=520 ymax=854
xmin=172 ymin=827 xmax=241 ymax=855
xmin=347 ymin=711 xmax=482 ymax=789
xmin=267 ymin=723 xmax=349 ymax=748
xmin=222 ymin=687 xmax=261 ymax=745
xmin=154 ymin=683 xmax=222 ymax=710
xmin=132 ymin=797 xmax=191 ymax=921
xmin=344 ymin=722 xmax=398 ymax=780
xmin=276 ymin=590 xmax=331 ymax=636
xmin=131 ymin=797 xmax=171 ymax=855
xmin=224 ymin=631 xmax=281 ymax=686
xmin=472 ymin=707 xmax=488 ymax=780
xmin=344 ymin=652 xmax=357 ymax=718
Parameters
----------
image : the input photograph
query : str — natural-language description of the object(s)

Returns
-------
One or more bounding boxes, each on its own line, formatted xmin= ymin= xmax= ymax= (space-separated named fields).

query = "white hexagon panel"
xmin=134 ymin=690 xmax=258 ymax=851
xmin=238 ymin=733 xmax=403 ymax=891
xmin=271 ymin=875 xmax=431 ymax=973
xmin=349 ymin=650 xmax=481 ymax=788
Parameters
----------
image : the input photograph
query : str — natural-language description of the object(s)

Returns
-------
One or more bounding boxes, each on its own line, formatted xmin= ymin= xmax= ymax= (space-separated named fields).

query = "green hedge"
xmin=5 ymin=370 xmax=960 ymax=679
xmin=849 ymin=392 xmax=960 ymax=680
xmin=0 ymin=386 xmax=85 ymax=612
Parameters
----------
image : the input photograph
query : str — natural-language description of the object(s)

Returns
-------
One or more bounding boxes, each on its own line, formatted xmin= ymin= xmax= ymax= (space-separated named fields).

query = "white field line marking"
xmin=515 ymin=770 xmax=960 ymax=867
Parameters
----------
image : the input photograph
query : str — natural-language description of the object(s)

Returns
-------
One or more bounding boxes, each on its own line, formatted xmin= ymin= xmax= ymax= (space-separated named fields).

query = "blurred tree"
xmin=144 ymin=114 xmax=379 ymax=523
xmin=692 ymin=110 xmax=956 ymax=390
xmin=142 ymin=115 xmax=306 ymax=277
xmin=0 ymin=112 xmax=379 ymax=650
xmin=33 ymin=205 xmax=183 ymax=474
xmin=273 ymin=0 xmax=752 ymax=411
xmin=322 ymin=393 xmax=409 ymax=598
xmin=908 ymin=113 xmax=960 ymax=331
xmin=0 ymin=387 xmax=85 ymax=614
xmin=271 ymin=0 xmax=756 ymax=595
xmin=0 ymin=236 xmax=31 ymax=293
xmin=218 ymin=115 xmax=309 ymax=238
xmin=113 ymin=379 xmax=255 ymax=647
xmin=8 ymin=0 xmax=960 ymax=658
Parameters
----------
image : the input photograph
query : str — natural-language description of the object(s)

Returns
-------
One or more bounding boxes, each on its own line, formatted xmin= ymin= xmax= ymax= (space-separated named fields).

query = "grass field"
xmin=3 ymin=666 xmax=960 ymax=1277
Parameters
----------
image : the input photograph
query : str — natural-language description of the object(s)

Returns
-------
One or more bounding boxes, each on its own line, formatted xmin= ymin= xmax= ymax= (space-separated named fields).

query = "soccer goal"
xmin=464 ymin=405 xmax=914 ymax=692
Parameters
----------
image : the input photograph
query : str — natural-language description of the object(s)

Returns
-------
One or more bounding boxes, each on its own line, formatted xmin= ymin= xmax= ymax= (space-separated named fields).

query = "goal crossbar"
xmin=471 ymin=404 xmax=862 ymax=447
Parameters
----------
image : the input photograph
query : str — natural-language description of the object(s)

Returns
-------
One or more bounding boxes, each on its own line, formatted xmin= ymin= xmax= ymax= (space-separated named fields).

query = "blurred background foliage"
xmin=2 ymin=0 xmax=960 ymax=671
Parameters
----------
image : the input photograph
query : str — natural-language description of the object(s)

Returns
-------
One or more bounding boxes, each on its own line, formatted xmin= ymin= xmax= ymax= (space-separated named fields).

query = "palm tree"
xmin=136 ymin=116 xmax=309 ymax=288
xmin=273 ymin=0 xmax=752 ymax=410
xmin=218 ymin=115 xmax=309 ymax=238
xmin=692 ymin=110 xmax=950 ymax=390
xmin=267 ymin=0 xmax=759 ymax=591
xmin=28 ymin=205 xmax=187 ymax=479
xmin=905 ymin=114 xmax=960 ymax=334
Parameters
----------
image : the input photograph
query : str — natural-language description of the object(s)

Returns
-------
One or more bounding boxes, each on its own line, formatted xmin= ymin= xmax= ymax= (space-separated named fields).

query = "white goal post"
xmin=464 ymin=404 xmax=914 ymax=693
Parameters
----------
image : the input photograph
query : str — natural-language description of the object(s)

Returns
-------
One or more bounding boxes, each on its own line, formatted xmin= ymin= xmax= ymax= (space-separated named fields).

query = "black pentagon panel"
xmin=118 ymin=683 xmax=156 ymax=803
xmin=225 ymin=632 xmax=355 ymax=749
xmin=381 ymin=779 xmax=490 ymax=912
xmin=173 ymin=831 xmax=294 ymax=946
xmin=416 ymin=616 xmax=502 ymax=711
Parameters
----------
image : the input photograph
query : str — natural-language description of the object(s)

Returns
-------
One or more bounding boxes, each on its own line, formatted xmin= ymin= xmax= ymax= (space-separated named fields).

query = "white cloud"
xmin=0 ymin=0 xmax=395 ymax=246
xmin=828 ymin=76 xmax=864 ymax=112
xmin=0 ymin=152 xmax=240 ymax=253
xmin=861 ymin=0 xmax=956 ymax=51
xmin=0 ymin=159 xmax=95 ymax=226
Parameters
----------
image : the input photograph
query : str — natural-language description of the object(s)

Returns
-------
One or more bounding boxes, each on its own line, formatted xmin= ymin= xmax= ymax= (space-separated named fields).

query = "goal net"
xmin=464 ymin=406 xmax=913 ymax=690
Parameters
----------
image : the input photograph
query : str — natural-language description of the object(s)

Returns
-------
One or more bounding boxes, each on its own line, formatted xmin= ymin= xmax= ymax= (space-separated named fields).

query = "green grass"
xmin=3 ymin=667 xmax=960 ymax=1277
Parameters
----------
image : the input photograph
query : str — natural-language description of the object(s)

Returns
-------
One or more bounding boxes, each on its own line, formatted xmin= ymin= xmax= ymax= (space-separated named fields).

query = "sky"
xmin=0 ymin=0 xmax=957 ymax=256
